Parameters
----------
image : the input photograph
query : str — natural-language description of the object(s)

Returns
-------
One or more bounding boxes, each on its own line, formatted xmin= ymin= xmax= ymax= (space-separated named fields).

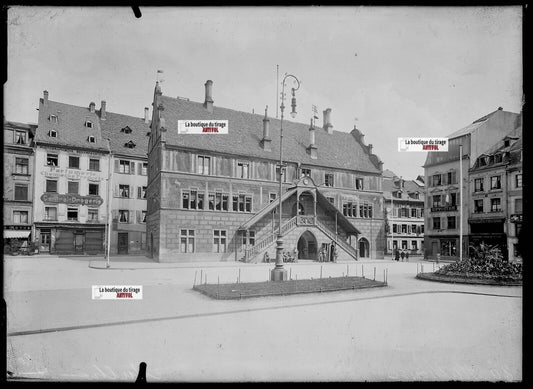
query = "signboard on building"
xmin=41 ymin=168 xmax=103 ymax=181
xmin=510 ymin=214 xmax=522 ymax=223
xmin=41 ymin=193 xmax=104 ymax=206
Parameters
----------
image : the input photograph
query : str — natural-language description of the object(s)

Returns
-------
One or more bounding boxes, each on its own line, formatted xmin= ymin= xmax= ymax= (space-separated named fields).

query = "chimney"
xmin=368 ymin=144 xmax=373 ymax=154
xmin=261 ymin=106 xmax=272 ymax=151
xmin=89 ymin=102 xmax=95 ymax=113
xmin=100 ymin=100 xmax=106 ymax=120
xmin=43 ymin=90 xmax=49 ymax=105
xmin=323 ymin=108 xmax=333 ymax=134
xmin=144 ymin=107 xmax=150 ymax=124
xmin=204 ymin=80 xmax=214 ymax=113
xmin=307 ymin=119 xmax=318 ymax=159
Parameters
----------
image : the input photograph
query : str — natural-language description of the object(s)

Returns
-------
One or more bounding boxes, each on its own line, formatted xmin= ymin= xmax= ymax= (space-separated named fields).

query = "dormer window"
xmin=504 ymin=139 xmax=510 ymax=147
xmin=85 ymin=120 xmax=93 ymax=128
xmin=121 ymin=126 xmax=132 ymax=134
xmin=494 ymin=154 xmax=502 ymax=163
xmin=15 ymin=131 xmax=27 ymax=145
xmin=48 ymin=129 xmax=57 ymax=138
xmin=49 ymin=114 xmax=58 ymax=123
xmin=124 ymin=141 xmax=136 ymax=149
xmin=87 ymin=135 xmax=96 ymax=143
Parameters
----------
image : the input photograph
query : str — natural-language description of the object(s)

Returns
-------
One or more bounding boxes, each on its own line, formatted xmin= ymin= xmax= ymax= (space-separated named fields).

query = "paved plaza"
xmin=4 ymin=255 xmax=522 ymax=382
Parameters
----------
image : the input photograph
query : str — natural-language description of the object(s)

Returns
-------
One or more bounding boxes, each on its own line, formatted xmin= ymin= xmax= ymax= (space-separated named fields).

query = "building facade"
xmin=146 ymin=80 xmax=386 ymax=262
xmin=3 ymin=121 xmax=36 ymax=252
xmin=468 ymin=127 xmax=522 ymax=261
xmin=33 ymin=92 xmax=110 ymax=255
xmin=423 ymin=108 xmax=521 ymax=260
xmin=382 ymin=170 xmax=425 ymax=256
xmin=99 ymin=104 xmax=151 ymax=255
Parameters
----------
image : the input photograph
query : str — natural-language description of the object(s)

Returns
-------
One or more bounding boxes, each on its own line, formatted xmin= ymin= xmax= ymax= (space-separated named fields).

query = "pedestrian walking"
xmin=401 ymin=251 xmax=405 ymax=261
xmin=406 ymin=251 xmax=409 ymax=262
xmin=395 ymin=249 xmax=400 ymax=262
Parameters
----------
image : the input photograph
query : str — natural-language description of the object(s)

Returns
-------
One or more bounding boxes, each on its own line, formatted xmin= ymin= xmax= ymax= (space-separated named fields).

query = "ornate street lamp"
xmin=271 ymin=74 xmax=300 ymax=281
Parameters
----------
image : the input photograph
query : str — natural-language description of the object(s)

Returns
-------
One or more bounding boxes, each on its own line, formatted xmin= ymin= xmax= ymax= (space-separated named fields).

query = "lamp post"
xmin=271 ymin=73 xmax=300 ymax=281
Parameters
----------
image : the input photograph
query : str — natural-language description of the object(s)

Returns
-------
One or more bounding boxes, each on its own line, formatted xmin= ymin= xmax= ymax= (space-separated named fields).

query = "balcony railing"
xmin=431 ymin=205 xmax=457 ymax=212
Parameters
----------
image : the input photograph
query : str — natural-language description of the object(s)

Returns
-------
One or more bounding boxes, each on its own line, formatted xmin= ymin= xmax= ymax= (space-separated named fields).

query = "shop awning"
xmin=3 ymin=230 xmax=31 ymax=239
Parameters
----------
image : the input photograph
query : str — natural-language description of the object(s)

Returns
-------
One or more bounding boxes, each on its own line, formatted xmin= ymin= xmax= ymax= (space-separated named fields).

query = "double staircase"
xmin=242 ymin=216 xmax=358 ymax=263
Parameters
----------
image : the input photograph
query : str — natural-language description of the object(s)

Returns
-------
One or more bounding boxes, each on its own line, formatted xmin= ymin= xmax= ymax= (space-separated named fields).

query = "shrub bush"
xmin=435 ymin=243 xmax=522 ymax=281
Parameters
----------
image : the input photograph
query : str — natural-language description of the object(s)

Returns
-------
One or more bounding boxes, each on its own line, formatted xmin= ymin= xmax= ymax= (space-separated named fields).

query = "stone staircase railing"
xmin=243 ymin=216 xmax=298 ymax=262
xmin=315 ymin=219 xmax=358 ymax=260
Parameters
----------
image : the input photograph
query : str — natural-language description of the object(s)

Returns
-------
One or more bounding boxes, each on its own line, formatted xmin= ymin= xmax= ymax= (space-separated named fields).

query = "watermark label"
xmin=398 ymin=137 xmax=448 ymax=152
xmin=177 ymin=120 xmax=228 ymax=134
xmin=92 ymin=285 xmax=143 ymax=300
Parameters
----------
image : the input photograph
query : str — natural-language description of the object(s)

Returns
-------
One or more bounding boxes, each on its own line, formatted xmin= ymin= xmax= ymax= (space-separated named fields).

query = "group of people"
xmin=318 ymin=241 xmax=338 ymax=262
xmin=394 ymin=249 xmax=410 ymax=262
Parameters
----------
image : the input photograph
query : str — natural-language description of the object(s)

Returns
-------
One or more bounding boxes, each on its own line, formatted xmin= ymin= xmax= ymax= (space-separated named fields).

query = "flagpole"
xmin=276 ymin=65 xmax=279 ymax=119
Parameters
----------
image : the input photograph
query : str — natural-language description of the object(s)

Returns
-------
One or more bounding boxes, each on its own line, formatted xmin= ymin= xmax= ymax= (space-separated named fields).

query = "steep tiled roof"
xmin=158 ymin=95 xmax=381 ymax=174
xmin=382 ymin=169 xmax=398 ymax=178
xmin=382 ymin=177 xmax=424 ymax=200
xmin=99 ymin=110 xmax=150 ymax=158
xmin=35 ymin=99 xmax=108 ymax=152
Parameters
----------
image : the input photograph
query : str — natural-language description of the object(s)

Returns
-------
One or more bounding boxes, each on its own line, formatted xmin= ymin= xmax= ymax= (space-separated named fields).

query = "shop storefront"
xmin=35 ymin=223 xmax=105 ymax=255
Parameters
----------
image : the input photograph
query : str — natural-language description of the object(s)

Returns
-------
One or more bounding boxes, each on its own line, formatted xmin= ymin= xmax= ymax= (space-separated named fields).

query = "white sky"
xmin=5 ymin=6 xmax=523 ymax=179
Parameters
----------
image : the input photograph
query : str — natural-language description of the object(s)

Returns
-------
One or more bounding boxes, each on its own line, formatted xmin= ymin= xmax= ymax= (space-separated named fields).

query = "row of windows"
xmin=116 ymin=160 xmax=148 ymax=175
xmin=177 ymin=229 xmax=256 ymax=254
xmin=342 ymin=202 xmax=374 ymax=218
xmin=42 ymin=206 xmax=101 ymax=222
xmin=182 ymin=190 xmax=253 ymax=213
xmin=46 ymin=154 xmax=101 ymax=171
xmin=44 ymin=180 xmax=100 ymax=196
xmin=429 ymin=171 xmax=457 ymax=188
xmin=8 ymin=130 xmax=29 ymax=145
xmin=432 ymin=216 xmax=457 ymax=230
xmin=390 ymin=240 xmax=420 ymax=250
xmin=391 ymin=224 xmax=424 ymax=234
xmin=196 ymin=155 xmax=369 ymax=190
xmin=117 ymin=210 xmax=147 ymax=223
xmin=473 ymin=174 xmax=521 ymax=192
xmin=432 ymin=193 xmax=457 ymax=207
xmin=117 ymin=185 xmax=147 ymax=199
xmin=473 ymin=198 xmax=505 ymax=213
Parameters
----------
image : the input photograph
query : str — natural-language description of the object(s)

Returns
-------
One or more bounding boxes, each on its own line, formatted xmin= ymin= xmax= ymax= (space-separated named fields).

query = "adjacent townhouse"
xmin=423 ymin=107 xmax=521 ymax=260
xmin=382 ymin=170 xmax=425 ymax=256
xmin=3 ymin=121 xmax=36 ymax=253
xmin=33 ymin=92 xmax=110 ymax=255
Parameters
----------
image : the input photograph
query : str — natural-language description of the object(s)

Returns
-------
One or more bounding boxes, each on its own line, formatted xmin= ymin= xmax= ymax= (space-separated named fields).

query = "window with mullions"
xmin=13 ymin=211 xmax=28 ymax=224
xmin=242 ymin=231 xmax=255 ymax=246
xmin=233 ymin=194 xmax=252 ymax=212
xmin=89 ymin=183 xmax=99 ymax=196
xmin=432 ymin=217 xmax=441 ymax=230
xmin=198 ymin=156 xmax=211 ymax=175
xmin=182 ymin=189 xmax=204 ymax=210
xmin=474 ymin=199 xmax=484 ymax=213
xmin=301 ymin=168 xmax=311 ymax=177
xmin=359 ymin=203 xmax=373 ymax=218
xmin=180 ymin=229 xmax=195 ymax=253
xmin=15 ymin=131 xmax=27 ymax=145
xmin=237 ymin=162 xmax=250 ymax=179
xmin=490 ymin=175 xmax=501 ymax=190
xmin=491 ymin=198 xmax=502 ymax=212
xmin=119 ymin=185 xmax=130 ymax=198
xmin=68 ymin=156 xmax=80 ymax=169
xmin=432 ymin=174 xmax=441 ymax=187
xmin=137 ymin=186 xmax=147 ymax=199
xmin=342 ymin=202 xmax=357 ymax=217
xmin=89 ymin=159 xmax=100 ymax=171
xmin=516 ymin=174 xmax=522 ymax=188
xmin=88 ymin=209 xmax=99 ymax=222
xmin=44 ymin=207 xmax=57 ymax=221
xmin=474 ymin=178 xmax=484 ymax=192
xmin=355 ymin=178 xmax=364 ymax=190
xmin=324 ymin=173 xmax=334 ymax=187
xmin=432 ymin=195 xmax=441 ymax=207
xmin=440 ymin=240 xmax=457 ymax=256
xmin=46 ymin=180 xmax=57 ymax=193
xmin=213 ymin=230 xmax=227 ymax=253
xmin=119 ymin=210 xmax=129 ymax=223
xmin=67 ymin=208 xmax=78 ymax=221
xmin=15 ymin=158 xmax=29 ymax=174
xmin=119 ymin=160 xmax=131 ymax=174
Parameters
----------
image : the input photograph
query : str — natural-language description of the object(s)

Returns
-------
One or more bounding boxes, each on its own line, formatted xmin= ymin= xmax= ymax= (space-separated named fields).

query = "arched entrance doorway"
xmin=297 ymin=231 xmax=318 ymax=260
xmin=359 ymin=237 xmax=370 ymax=258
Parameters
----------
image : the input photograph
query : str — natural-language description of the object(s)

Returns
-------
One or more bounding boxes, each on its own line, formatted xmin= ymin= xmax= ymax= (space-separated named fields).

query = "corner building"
xmin=146 ymin=81 xmax=386 ymax=262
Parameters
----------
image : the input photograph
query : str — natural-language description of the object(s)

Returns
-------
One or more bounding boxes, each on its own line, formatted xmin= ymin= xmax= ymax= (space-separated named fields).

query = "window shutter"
xmin=138 ymin=187 xmax=142 ymax=199
xmin=136 ymin=210 xmax=141 ymax=223
xmin=114 ymin=160 xmax=119 ymax=173
xmin=129 ymin=210 xmax=133 ymax=223
xmin=111 ymin=209 xmax=118 ymax=221
xmin=130 ymin=162 xmax=135 ymax=174
xmin=114 ymin=185 xmax=119 ymax=197
xmin=138 ymin=163 xmax=142 ymax=175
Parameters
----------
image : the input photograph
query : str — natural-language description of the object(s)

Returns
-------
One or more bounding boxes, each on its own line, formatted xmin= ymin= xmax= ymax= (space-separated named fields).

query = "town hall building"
xmin=146 ymin=80 xmax=386 ymax=263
